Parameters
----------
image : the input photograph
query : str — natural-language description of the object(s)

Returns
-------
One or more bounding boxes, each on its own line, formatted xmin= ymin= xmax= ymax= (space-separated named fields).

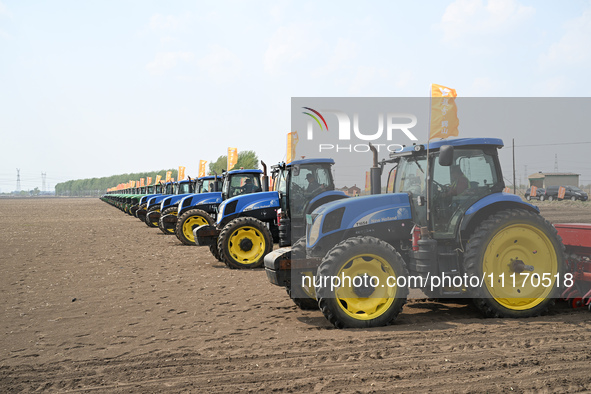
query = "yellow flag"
xmin=429 ymin=83 xmax=459 ymax=140
xmin=165 ymin=171 xmax=172 ymax=182
xmin=178 ymin=166 xmax=186 ymax=180
xmin=155 ymin=174 xmax=162 ymax=184
xmin=140 ymin=178 xmax=145 ymax=187
xmin=146 ymin=176 xmax=152 ymax=185
xmin=227 ymin=147 xmax=238 ymax=171
xmin=286 ymin=132 xmax=299 ymax=164
xmin=198 ymin=160 xmax=207 ymax=177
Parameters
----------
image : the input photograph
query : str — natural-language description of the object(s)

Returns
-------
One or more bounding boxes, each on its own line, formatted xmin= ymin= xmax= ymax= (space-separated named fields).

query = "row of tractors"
xmin=102 ymin=138 xmax=591 ymax=328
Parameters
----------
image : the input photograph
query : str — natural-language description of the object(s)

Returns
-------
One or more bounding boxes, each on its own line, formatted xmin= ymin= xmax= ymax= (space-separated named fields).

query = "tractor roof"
xmin=227 ymin=169 xmax=263 ymax=175
xmin=288 ymin=158 xmax=335 ymax=166
xmin=198 ymin=175 xmax=222 ymax=180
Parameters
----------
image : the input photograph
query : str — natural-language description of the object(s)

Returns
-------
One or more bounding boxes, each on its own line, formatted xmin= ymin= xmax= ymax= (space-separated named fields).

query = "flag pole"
xmin=426 ymin=84 xmax=432 ymax=228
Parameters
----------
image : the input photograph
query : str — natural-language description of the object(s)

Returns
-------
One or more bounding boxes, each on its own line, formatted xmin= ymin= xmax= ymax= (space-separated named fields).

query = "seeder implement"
xmin=555 ymin=223 xmax=591 ymax=311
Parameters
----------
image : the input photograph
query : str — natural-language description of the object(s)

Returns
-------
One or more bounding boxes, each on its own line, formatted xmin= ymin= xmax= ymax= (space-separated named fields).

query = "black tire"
xmin=571 ymin=196 xmax=576 ymax=201
xmin=286 ymin=238 xmax=319 ymax=310
xmin=539 ymin=195 xmax=545 ymax=202
xmin=217 ymin=217 xmax=273 ymax=269
xmin=175 ymin=209 xmax=214 ymax=245
xmin=209 ymin=243 xmax=223 ymax=262
xmin=158 ymin=206 xmax=178 ymax=235
xmin=145 ymin=205 xmax=160 ymax=228
xmin=548 ymin=195 xmax=554 ymax=202
xmin=136 ymin=202 xmax=147 ymax=218
xmin=463 ymin=209 xmax=565 ymax=318
xmin=526 ymin=195 xmax=531 ymax=201
xmin=315 ymin=236 xmax=409 ymax=328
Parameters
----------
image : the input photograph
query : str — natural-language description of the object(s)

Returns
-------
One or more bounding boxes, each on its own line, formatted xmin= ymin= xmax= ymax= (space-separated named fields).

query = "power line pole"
xmin=554 ymin=154 xmax=558 ymax=172
xmin=41 ymin=172 xmax=47 ymax=192
xmin=16 ymin=168 xmax=21 ymax=192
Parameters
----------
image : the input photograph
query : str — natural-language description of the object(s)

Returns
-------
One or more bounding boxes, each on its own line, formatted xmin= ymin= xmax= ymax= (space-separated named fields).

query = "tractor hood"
xmin=307 ymin=193 xmax=412 ymax=248
xmin=217 ymin=191 xmax=280 ymax=224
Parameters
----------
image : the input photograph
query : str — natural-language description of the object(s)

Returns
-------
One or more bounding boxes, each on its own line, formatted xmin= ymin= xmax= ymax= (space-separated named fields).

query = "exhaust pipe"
xmin=261 ymin=160 xmax=269 ymax=192
xmin=369 ymin=143 xmax=381 ymax=195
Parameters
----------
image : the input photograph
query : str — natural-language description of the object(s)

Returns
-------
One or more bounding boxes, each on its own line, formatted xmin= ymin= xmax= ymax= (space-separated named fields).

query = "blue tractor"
xmin=156 ymin=176 xmax=222 ymax=235
xmin=144 ymin=180 xmax=194 ymax=228
xmin=265 ymin=138 xmax=565 ymax=328
xmin=170 ymin=168 xmax=270 ymax=256
xmin=135 ymin=183 xmax=165 ymax=222
xmin=195 ymin=158 xmax=348 ymax=273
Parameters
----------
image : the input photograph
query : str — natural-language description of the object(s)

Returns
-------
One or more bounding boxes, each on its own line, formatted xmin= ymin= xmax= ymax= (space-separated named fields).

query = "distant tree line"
xmin=55 ymin=169 xmax=178 ymax=197
xmin=55 ymin=151 xmax=260 ymax=197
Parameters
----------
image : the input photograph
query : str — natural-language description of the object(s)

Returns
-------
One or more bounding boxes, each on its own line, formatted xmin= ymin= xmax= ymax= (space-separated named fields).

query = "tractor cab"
xmin=389 ymin=138 xmax=505 ymax=239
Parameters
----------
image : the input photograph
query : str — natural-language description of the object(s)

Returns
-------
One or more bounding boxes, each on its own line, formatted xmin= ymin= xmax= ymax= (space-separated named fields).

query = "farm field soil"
xmin=0 ymin=198 xmax=590 ymax=393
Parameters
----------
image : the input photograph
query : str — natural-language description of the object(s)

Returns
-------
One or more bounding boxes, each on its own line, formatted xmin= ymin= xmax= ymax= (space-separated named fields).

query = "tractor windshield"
xmin=288 ymin=163 xmax=334 ymax=219
xmin=394 ymin=155 xmax=428 ymax=226
xmin=178 ymin=182 xmax=192 ymax=194
xmin=199 ymin=178 xmax=219 ymax=193
xmin=226 ymin=173 xmax=262 ymax=198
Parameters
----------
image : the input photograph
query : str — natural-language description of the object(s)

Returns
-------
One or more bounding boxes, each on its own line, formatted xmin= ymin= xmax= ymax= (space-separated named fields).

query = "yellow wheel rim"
xmin=182 ymin=215 xmax=208 ymax=243
xmin=482 ymin=224 xmax=558 ymax=310
xmin=150 ymin=209 xmax=160 ymax=226
xmin=227 ymin=226 xmax=266 ymax=265
xmin=334 ymin=254 xmax=397 ymax=321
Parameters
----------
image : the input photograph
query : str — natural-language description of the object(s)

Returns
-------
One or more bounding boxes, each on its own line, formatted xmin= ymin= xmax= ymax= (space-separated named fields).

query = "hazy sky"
xmin=1 ymin=0 xmax=590 ymax=192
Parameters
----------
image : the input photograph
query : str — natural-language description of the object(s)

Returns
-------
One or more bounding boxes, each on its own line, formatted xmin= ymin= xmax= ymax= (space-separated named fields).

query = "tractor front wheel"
xmin=175 ymin=209 xmax=214 ymax=245
xmin=158 ymin=206 xmax=178 ymax=235
xmin=217 ymin=217 xmax=273 ymax=269
xmin=145 ymin=206 xmax=160 ymax=228
xmin=315 ymin=236 xmax=408 ymax=328
xmin=463 ymin=209 xmax=565 ymax=318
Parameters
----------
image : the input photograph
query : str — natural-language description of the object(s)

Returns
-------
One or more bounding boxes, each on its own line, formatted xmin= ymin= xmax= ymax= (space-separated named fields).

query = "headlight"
xmin=216 ymin=201 xmax=227 ymax=223
xmin=308 ymin=214 xmax=323 ymax=246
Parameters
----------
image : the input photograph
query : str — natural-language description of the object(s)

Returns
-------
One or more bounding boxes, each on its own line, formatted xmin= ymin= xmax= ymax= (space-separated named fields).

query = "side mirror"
xmin=438 ymin=145 xmax=454 ymax=167
xmin=293 ymin=164 xmax=300 ymax=177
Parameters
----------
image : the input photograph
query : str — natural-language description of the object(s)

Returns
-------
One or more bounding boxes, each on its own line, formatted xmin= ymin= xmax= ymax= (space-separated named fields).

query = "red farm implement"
xmin=555 ymin=223 xmax=591 ymax=310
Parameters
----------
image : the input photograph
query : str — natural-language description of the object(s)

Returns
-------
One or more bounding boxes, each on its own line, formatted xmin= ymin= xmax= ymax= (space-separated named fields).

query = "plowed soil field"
xmin=1 ymin=198 xmax=590 ymax=392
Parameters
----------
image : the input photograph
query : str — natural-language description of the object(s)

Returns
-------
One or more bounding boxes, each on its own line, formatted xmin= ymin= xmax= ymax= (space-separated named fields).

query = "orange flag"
xmin=365 ymin=171 xmax=370 ymax=192
xmin=178 ymin=166 xmax=186 ymax=180
xmin=286 ymin=132 xmax=299 ymax=164
xmin=227 ymin=148 xmax=238 ymax=171
xmin=146 ymin=177 xmax=152 ymax=185
xmin=429 ymin=83 xmax=459 ymax=140
xmin=155 ymin=175 xmax=162 ymax=184
xmin=165 ymin=171 xmax=172 ymax=182
xmin=198 ymin=160 xmax=207 ymax=177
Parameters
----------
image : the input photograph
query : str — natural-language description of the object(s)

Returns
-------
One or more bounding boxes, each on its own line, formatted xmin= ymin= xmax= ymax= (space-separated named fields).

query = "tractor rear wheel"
xmin=158 ymin=206 xmax=177 ymax=235
xmin=145 ymin=205 xmax=160 ymax=228
xmin=315 ymin=236 xmax=408 ymax=328
xmin=217 ymin=217 xmax=273 ymax=269
xmin=463 ymin=209 xmax=565 ymax=318
xmin=175 ymin=209 xmax=214 ymax=245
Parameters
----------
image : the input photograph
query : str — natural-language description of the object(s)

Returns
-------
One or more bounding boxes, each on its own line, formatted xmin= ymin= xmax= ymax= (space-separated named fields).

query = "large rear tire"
xmin=463 ymin=209 xmax=565 ymax=318
xmin=315 ymin=236 xmax=408 ymax=328
xmin=175 ymin=209 xmax=214 ymax=245
xmin=209 ymin=243 xmax=223 ymax=262
xmin=217 ymin=217 xmax=273 ymax=269
xmin=158 ymin=206 xmax=178 ymax=235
